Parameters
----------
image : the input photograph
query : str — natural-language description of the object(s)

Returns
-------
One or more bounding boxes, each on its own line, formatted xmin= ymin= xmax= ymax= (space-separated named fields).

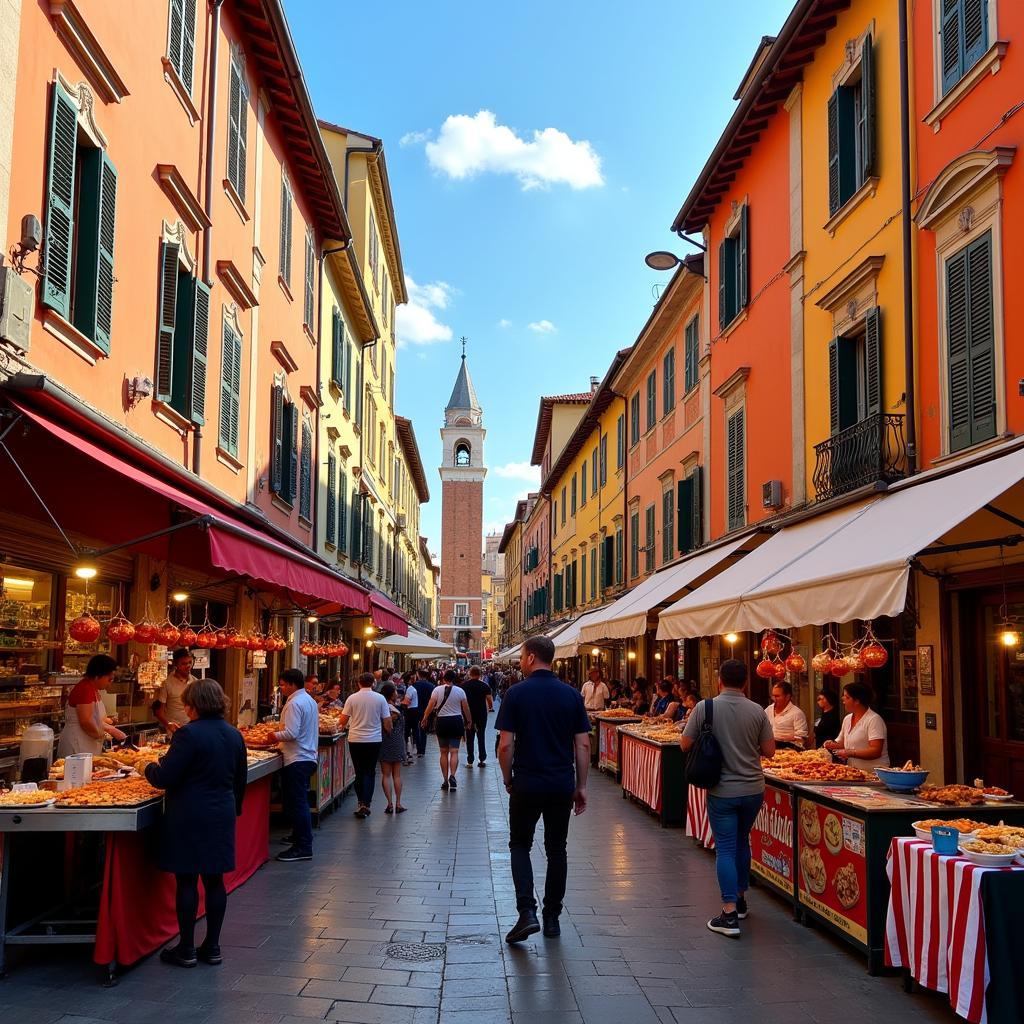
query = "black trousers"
xmin=465 ymin=717 xmax=488 ymax=762
xmin=348 ymin=741 xmax=382 ymax=807
xmin=281 ymin=760 xmax=316 ymax=854
xmin=508 ymin=790 xmax=573 ymax=915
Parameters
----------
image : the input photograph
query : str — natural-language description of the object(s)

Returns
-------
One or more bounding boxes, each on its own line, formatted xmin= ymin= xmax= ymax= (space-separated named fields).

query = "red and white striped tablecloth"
xmin=686 ymin=784 xmax=715 ymax=849
xmin=885 ymin=837 xmax=1022 ymax=1023
xmin=620 ymin=734 xmax=662 ymax=814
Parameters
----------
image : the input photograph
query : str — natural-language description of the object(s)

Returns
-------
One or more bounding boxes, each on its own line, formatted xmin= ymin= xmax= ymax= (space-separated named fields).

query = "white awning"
xmin=577 ymin=536 xmax=750 ymax=644
xmin=552 ymin=607 xmax=619 ymax=660
xmin=373 ymin=628 xmax=454 ymax=654
xmin=495 ymin=644 xmax=521 ymax=661
xmin=658 ymin=445 xmax=1024 ymax=639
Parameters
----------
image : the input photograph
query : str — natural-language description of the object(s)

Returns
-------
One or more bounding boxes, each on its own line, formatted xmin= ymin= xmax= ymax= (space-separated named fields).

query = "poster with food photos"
xmin=750 ymin=784 xmax=794 ymax=894
xmin=796 ymin=799 xmax=868 ymax=944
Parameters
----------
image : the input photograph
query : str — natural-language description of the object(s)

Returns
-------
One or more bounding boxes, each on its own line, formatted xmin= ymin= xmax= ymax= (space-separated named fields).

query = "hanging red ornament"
xmin=762 ymin=631 xmax=783 ymax=655
xmin=811 ymin=651 xmax=832 ymax=674
xmin=337 ymin=642 xmax=349 ymax=657
xmin=771 ymin=660 xmax=788 ymax=681
xmin=785 ymin=652 xmax=806 ymax=674
xmin=107 ymin=615 xmax=136 ymax=645
xmin=68 ymin=612 xmax=102 ymax=644
xmin=214 ymin=629 xmax=234 ymax=649
xmin=156 ymin=621 xmax=181 ymax=647
xmin=861 ymin=642 xmax=888 ymax=669
xmin=134 ymin=618 xmax=158 ymax=644
xmin=195 ymin=628 xmax=217 ymax=648
xmin=178 ymin=625 xmax=198 ymax=647
xmin=246 ymin=631 xmax=265 ymax=651
xmin=756 ymin=658 xmax=776 ymax=679
xmin=830 ymin=657 xmax=852 ymax=677
xmin=845 ymin=652 xmax=865 ymax=673
xmin=299 ymin=641 xmax=314 ymax=657
xmin=229 ymin=630 xmax=249 ymax=650
xmin=270 ymin=633 xmax=286 ymax=652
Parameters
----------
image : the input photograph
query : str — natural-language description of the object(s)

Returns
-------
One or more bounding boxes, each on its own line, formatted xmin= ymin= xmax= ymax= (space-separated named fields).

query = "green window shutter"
xmin=727 ymin=409 xmax=746 ymax=531
xmin=941 ymin=0 xmax=962 ymax=93
xmin=685 ymin=316 xmax=699 ymax=392
xmin=692 ymin=465 xmax=704 ymax=548
xmin=181 ymin=0 xmax=197 ymax=92
xmin=615 ymin=529 xmax=623 ymax=584
xmin=630 ymin=392 xmax=640 ymax=444
xmin=580 ymin=554 xmax=587 ymax=601
xmin=603 ymin=536 xmax=615 ymax=587
xmin=829 ymin=337 xmax=841 ymax=435
xmin=616 ymin=413 xmax=624 ymax=468
xmin=590 ymin=548 xmax=597 ymax=595
xmin=861 ymin=34 xmax=876 ymax=181
xmin=326 ymin=453 xmax=337 ymax=540
xmin=350 ymin=489 xmax=362 ymax=563
xmin=218 ymin=320 xmax=237 ymax=453
xmin=963 ymin=0 xmax=987 ymax=73
xmin=190 ymin=278 xmax=211 ymax=426
xmin=304 ymin=231 xmax=316 ymax=328
xmin=344 ymin=337 xmax=354 ymax=413
xmin=270 ymin=384 xmax=284 ymax=493
xmin=581 ymin=464 xmax=587 ymax=503
xmin=630 ymin=511 xmax=639 ymax=577
xmin=227 ymin=60 xmax=247 ymax=202
xmin=646 ymin=371 xmax=657 ymax=429
xmin=42 ymin=82 xmax=78 ymax=320
xmin=331 ymin=307 xmax=343 ymax=384
xmin=600 ymin=434 xmax=608 ymax=485
xmin=717 ymin=240 xmax=727 ymax=331
xmin=279 ymin=181 xmax=292 ymax=283
xmin=91 ymin=153 xmax=117 ymax=351
xmin=967 ymin=232 xmax=996 ymax=444
xmin=662 ymin=487 xmax=674 ymax=563
xmin=645 ymin=505 xmax=655 ymax=572
xmin=663 ymin=349 xmax=675 ymax=413
xmin=338 ymin=472 xmax=348 ymax=552
xmin=288 ymin=407 xmax=300 ymax=507
xmin=864 ymin=307 xmax=883 ymax=418
xmin=678 ymin=476 xmax=694 ymax=554
xmin=168 ymin=0 xmax=184 ymax=78
xmin=172 ymin=274 xmax=208 ymax=423
xmin=738 ymin=204 xmax=750 ymax=310
xmin=156 ymin=243 xmax=179 ymax=401
xmin=828 ymin=91 xmax=841 ymax=216
xmin=355 ymin=360 xmax=364 ymax=427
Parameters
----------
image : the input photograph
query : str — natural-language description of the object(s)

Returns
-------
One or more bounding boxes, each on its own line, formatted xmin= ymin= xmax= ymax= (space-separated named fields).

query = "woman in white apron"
xmin=56 ymin=654 xmax=126 ymax=758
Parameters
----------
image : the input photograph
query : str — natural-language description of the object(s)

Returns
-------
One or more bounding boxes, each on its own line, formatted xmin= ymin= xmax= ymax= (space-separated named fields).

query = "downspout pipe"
xmin=197 ymin=0 xmax=226 ymax=477
xmin=898 ymin=0 xmax=918 ymax=475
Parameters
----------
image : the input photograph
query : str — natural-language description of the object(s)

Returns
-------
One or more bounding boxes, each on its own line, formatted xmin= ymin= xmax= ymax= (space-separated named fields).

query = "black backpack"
xmin=685 ymin=698 xmax=723 ymax=789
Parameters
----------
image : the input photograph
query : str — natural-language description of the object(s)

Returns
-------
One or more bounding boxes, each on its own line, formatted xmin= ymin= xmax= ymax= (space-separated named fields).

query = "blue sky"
xmin=286 ymin=0 xmax=794 ymax=558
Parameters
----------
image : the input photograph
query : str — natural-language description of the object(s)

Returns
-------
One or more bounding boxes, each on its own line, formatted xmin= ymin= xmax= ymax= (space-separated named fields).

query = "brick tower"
xmin=438 ymin=351 xmax=486 ymax=659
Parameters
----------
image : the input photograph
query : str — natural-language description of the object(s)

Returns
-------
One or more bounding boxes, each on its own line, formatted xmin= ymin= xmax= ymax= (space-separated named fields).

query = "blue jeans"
xmin=706 ymin=792 xmax=764 ymax=903
xmin=282 ymin=761 xmax=316 ymax=855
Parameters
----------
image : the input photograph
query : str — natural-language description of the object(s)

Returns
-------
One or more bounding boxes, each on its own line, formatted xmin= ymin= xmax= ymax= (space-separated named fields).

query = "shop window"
xmin=718 ymin=204 xmax=749 ymax=329
xmin=940 ymin=0 xmax=989 ymax=95
xmin=42 ymin=81 xmax=118 ymax=352
xmin=684 ymin=314 xmax=700 ymax=393
xmin=828 ymin=34 xmax=876 ymax=216
xmin=226 ymin=53 xmax=248 ymax=205
xmin=0 ymin=567 xmax=55 ymax=678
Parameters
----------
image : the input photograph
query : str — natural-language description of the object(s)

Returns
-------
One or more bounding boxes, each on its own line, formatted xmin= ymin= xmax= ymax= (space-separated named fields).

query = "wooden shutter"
xmin=615 ymin=529 xmax=623 ymax=583
xmin=181 ymin=0 xmax=197 ymax=92
xmin=218 ymin=319 xmax=239 ymax=453
xmin=288 ymin=404 xmax=299 ymax=505
xmin=963 ymin=0 xmax=987 ymax=72
xmin=662 ymin=488 xmax=674 ymax=562
xmin=718 ymin=240 xmax=727 ymax=330
xmin=156 ymin=243 xmax=179 ymax=401
xmin=355 ymin=360 xmax=364 ymax=427
xmin=350 ymin=488 xmax=361 ymax=563
xmin=172 ymin=274 xmax=208 ymax=423
xmin=304 ymin=231 xmax=315 ymax=328
xmin=227 ymin=61 xmax=242 ymax=200
xmin=74 ymin=149 xmax=117 ymax=349
xmin=691 ymin=465 xmax=704 ymax=548
xmin=828 ymin=91 xmax=841 ymax=216
xmin=946 ymin=248 xmax=971 ymax=451
xmin=168 ymin=0 xmax=184 ymax=78
xmin=967 ymin=233 xmax=996 ymax=444
xmin=941 ymin=0 xmax=962 ymax=94
xmin=829 ymin=338 xmax=841 ymax=435
xmin=279 ymin=181 xmax=292 ymax=282
xmin=42 ymin=81 xmax=78 ymax=320
xmin=645 ymin=505 xmax=655 ymax=572
xmin=864 ymin=307 xmax=883 ymax=418
xmin=326 ymin=453 xmax=336 ymax=540
xmin=727 ymin=409 xmax=745 ymax=530
xmin=190 ymin=278 xmax=211 ymax=425
xmin=338 ymin=472 xmax=348 ymax=553
xmin=344 ymin=336 xmax=354 ymax=412
xmin=270 ymin=385 xmax=284 ymax=494
xmin=738 ymin=204 xmax=750 ymax=310
xmin=861 ymin=34 xmax=876 ymax=181
xmin=300 ymin=420 xmax=312 ymax=519
xmin=603 ymin=536 xmax=615 ymax=587
xmin=678 ymin=476 xmax=694 ymax=554
xmin=331 ymin=307 xmax=343 ymax=384
xmin=630 ymin=512 xmax=639 ymax=577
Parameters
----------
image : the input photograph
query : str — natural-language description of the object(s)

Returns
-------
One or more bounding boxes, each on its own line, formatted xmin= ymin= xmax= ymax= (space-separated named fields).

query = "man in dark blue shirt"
xmin=496 ymin=635 xmax=591 ymax=943
xmin=411 ymin=670 xmax=435 ymax=757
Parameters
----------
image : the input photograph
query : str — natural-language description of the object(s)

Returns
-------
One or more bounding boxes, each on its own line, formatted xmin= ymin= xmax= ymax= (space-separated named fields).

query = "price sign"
xmin=191 ymin=649 xmax=210 ymax=670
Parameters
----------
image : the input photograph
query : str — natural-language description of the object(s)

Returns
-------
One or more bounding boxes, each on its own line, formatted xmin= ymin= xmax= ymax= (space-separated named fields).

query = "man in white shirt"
xmin=272 ymin=669 xmax=320 ymax=861
xmin=580 ymin=667 xmax=610 ymax=713
xmin=153 ymin=648 xmax=197 ymax=733
xmin=338 ymin=672 xmax=393 ymax=818
xmin=766 ymin=681 xmax=808 ymax=750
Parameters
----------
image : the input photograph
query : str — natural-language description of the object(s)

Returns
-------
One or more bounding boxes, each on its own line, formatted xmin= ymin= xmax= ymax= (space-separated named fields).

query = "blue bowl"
xmin=875 ymin=767 xmax=929 ymax=791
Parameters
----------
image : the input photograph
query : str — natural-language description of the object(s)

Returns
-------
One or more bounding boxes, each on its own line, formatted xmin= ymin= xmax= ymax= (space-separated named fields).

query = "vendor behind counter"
xmin=56 ymin=654 xmax=126 ymax=757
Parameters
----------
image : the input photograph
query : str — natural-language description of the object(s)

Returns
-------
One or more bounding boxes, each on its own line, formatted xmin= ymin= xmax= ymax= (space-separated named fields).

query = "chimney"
xmin=590 ymin=376 xmax=599 ymax=392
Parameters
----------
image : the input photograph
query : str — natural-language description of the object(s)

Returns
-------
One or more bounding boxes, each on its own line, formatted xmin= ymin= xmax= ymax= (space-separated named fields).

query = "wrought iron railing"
xmin=813 ymin=413 xmax=907 ymax=502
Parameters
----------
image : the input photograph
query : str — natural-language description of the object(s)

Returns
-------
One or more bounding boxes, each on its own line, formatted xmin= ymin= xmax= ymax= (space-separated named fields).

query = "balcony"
xmin=449 ymin=616 xmax=472 ymax=627
xmin=813 ymin=413 xmax=907 ymax=503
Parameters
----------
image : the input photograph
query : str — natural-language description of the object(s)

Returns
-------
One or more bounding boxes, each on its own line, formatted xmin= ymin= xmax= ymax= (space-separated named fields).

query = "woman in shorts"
xmin=421 ymin=669 xmax=472 ymax=791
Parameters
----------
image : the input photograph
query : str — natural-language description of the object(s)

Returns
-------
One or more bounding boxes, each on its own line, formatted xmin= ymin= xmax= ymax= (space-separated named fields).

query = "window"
xmin=829 ymin=307 xmax=883 ymax=434
xmin=590 ymin=547 xmax=597 ymax=596
xmin=379 ymin=424 xmax=386 ymax=477
xmin=561 ymin=486 xmax=567 ymax=525
xmin=299 ymin=418 xmax=313 ymax=520
xmin=377 ymin=520 xmax=384 ymax=576
xmin=303 ymin=229 xmax=315 ymax=330
xmin=684 ymin=315 xmax=700 ymax=393
xmin=354 ymin=356 xmax=364 ymax=428
xmin=553 ymin=574 xmax=563 ymax=614
xmin=646 ymin=370 xmax=657 ymax=430
xmin=330 ymin=306 xmax=351 ymax=402
xmin=615 ymin=526 xmax=623 ymax=585
xmin=454 ymin=441 xmax=471 ymax=467
xmin=326 ymin=452 xmax=337 ymax=541
xmin=663 ymin=348 xmax=676 ymax=415
xmin=629 ymin=510 xmax=640 ymax=578
xmin=828 ymin=35 xmax=876 ymax=216
xmin=946 ymin=231 xmax=996 ymax=451
xmin=368 ymin=213 xmax=380 ymax=291
xmin=678 ymin=466 xmax=704 ymax=554
xmin=580 ymin=552 xmax=587 ymax=603
xmin=226 ymin=55 xmax=248 ymax=203
xmin=270 ymin=384 xmax=299 ymax=504
xmin=570 ymin=476 xmax=577 ymax=515
xmin=599 ymin=435 xmax=608 ymax=487
xmin=166 ymin=0 xmax=197 ymax=94
xmin=41 ymin=82 xmax=119 ymax=352
xmin=382 ymin=275 xmax=389 ymax=327
xmin=350 ymin=488 xmax=362 ymax=564
xmin=389 ymin=368 xmax=395 ymax=410
xmin=155 ymin=242 xmax=210 ymax=424
xmin=602 ymin=535 xmax=615 ymax=588
xmin=718 ymin=204 xmax=749 ymax=328
xmin=580 ymin=464 xmax=588 ymax=506
xmin=591 ymin=448 xmax=598 ymax=493
xmin=661 ymin=487 xmax=675 ymax=564
xmin=218 ymin=314 xmax=242 ymax=457
xmin=616 ymin=413 xmax=625 ymax=469
xmin=278 ymin=176 xmax=294 ymax=288
xmin=645 ymin=505 xmax=655 ymax=573
xmin=338 ymin=471 xmax=348 ymax=554
xmin=727 ymin=407 xmax=746 ymax=531
xmin=630 ymin=392 xmax=641 ymax=445
xmin=941 ymin=0 xmax=989 ymax=95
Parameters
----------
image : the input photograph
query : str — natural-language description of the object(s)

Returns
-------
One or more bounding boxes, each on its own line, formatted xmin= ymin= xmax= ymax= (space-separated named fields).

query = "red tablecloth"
xmin=686 ymin=784 xmax=715 ymax=849
xmin=94 ymin=775 xmax=271 ymax=966
xmin=885 ymin=836 xmax=1022 ymax=1023
xmin=620 ymin=735 xmax=662 ymax=813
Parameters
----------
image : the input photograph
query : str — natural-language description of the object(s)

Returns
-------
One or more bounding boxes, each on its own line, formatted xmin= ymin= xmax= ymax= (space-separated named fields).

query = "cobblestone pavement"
xmin=0 ymin=724 xmax=955 ymax=1023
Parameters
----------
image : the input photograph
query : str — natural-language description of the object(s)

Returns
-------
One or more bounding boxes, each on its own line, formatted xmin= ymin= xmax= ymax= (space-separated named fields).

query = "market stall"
xmin=0 ymin=751 xmax=281 ymax=981
xmin=619 ymin=723 xmax=686 ymax=828
xmin=686 ymin=785 xmax=715 ymax=849
xmin=595 ymin=711 xmax=641 ymax=777
xmin=886 ymin=835 xmax=1024 ymax=1024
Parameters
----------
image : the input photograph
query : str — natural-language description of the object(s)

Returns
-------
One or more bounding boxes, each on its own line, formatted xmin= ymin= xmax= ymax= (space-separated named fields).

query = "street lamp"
xmin=645 ymin=251 xmax=686 ymax=271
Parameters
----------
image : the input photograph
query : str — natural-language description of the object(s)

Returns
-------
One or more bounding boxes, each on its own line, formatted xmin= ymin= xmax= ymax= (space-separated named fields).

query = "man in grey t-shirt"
xmin=681 ymin=659 xmax=774 ymax=938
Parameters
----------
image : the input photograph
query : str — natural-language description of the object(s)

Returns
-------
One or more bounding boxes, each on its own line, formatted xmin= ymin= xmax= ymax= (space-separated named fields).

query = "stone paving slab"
xmin=0 ymin=715 xmax=961 ymax=1023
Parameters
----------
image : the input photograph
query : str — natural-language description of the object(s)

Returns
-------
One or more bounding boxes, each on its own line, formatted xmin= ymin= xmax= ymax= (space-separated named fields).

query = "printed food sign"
xmin=599 ymin=722 xmax=621 ymax=770
xmin=750 ymin=785 xmax=794 ymax=894
xmin=797 ymin=799 xmax=867 ymax=945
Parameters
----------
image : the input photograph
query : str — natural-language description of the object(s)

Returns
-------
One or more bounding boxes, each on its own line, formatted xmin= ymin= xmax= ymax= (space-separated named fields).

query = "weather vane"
xmin=460 ymin=336 xmax=468 ymax=358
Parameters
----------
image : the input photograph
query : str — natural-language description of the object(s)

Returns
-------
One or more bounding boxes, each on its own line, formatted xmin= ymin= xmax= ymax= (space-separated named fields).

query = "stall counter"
xmin=619 ymin=729 xmax=686 ymax=828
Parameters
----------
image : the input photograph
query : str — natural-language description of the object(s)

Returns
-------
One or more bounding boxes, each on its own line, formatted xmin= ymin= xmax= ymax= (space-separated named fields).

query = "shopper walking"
xmin=421 ymin=669 xmax=471 ymax=790
xmin=378 ymin=682 xmax=407 ymax=813
xmin=412 ymin=669 xmax=435 ymax=758
xmin=497 ymin=636 xmax=591 ymax=943
xmin=679 ymin=659 xmax=775 ymax=938
xmin=270 ymin=669 xmax=320 ymax=862
xmin=146 ymin=678 xmax=247 ymax=968
xmin=338 ymin=671 xmax=393 ymax=818
xmin=400 ymin=672 xmax=418 ymax=764
xmin=462 ymin=666 xmax=493 ymax=766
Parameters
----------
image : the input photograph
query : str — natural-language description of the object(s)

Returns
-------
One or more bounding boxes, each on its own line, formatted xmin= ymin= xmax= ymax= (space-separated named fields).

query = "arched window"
xmin=455 ymin=442 xmax=471 ymax=467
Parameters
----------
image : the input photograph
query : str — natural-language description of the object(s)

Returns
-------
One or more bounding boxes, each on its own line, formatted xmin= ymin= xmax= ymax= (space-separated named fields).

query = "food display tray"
xmin=0 ymin=799 xmax=164 ymax=832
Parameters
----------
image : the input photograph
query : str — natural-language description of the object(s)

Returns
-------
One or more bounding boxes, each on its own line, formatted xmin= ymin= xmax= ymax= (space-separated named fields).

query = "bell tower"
xmin=438 ymin=344 xmax=486 ymax=659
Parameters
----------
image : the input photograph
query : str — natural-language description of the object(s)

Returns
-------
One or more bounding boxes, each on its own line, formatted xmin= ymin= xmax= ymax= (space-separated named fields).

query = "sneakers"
xmin=542 ymin=912 xmax=561 ymax=937
xmin=478 ymin=758 xmax=487 ymax=766
xmin=505 ymin=910 xmax=540 ymax=944
xmin=278 ymin=835 xmax=298 ymax=845
xmin=159 ymin=945 xmax=197 ymax=968
xmin=736 ymin=896 xmax=749 ymax=920
xmin=277 ymin=847 xmax=313 ymax=862
xmin=448 ymin=775 xmax=458 ymax=790
xmin=441 ymin=779 xmax=449 ymax=790
xmin=707 ymin=911 xmax=740 ymax=937
xmin=196 ymin=943 xmax=222 ymax=965
xmin=466 ymin=760 xmax=474 ymax=767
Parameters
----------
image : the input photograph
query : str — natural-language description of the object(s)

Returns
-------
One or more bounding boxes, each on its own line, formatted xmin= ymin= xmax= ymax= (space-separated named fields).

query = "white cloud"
xmin=400 ymin=129 xmax=432 ymax=147
xmin=528 ymin=319 xmax=557 ymax=334
xmin=493 ymin=461 xmax=540 ymax=483
xmin=497 ymin=318 xmax=512 ymax=329
xmin=396 ymin=276 xmax=454 ymax=348
xmin=422 ymin=110 xmax=604 ymax=191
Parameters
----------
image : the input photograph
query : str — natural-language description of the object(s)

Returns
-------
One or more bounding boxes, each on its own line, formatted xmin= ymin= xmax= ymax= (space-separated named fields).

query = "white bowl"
xmin=912 ymin=824 xmax=976 ymax=842
xmin=959 ymin=847 xmax=1019 ymax=867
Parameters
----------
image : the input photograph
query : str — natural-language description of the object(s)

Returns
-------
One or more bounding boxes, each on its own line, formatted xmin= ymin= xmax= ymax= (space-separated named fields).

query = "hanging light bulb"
xmin=724 ymin=633 xmax=739 ymax=646
xmin=590 ymin=647 xmax=600 ymax=656
xmin=1000 ymin=627 xmax=1020 ymax=648
xmin=74 ymin=564 xmax=98 ymax=580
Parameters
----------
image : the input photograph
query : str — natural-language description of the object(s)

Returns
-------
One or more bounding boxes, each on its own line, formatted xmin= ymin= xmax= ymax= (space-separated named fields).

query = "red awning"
xmin=370 ymin=592 xmax=409 ymax=637
xmin=8 ymin=400 xmax=369 ymax=613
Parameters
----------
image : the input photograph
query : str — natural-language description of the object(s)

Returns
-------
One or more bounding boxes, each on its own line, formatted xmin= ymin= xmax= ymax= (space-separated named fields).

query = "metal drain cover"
xmin=385 ymin=942 xmax=446 ymax=961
